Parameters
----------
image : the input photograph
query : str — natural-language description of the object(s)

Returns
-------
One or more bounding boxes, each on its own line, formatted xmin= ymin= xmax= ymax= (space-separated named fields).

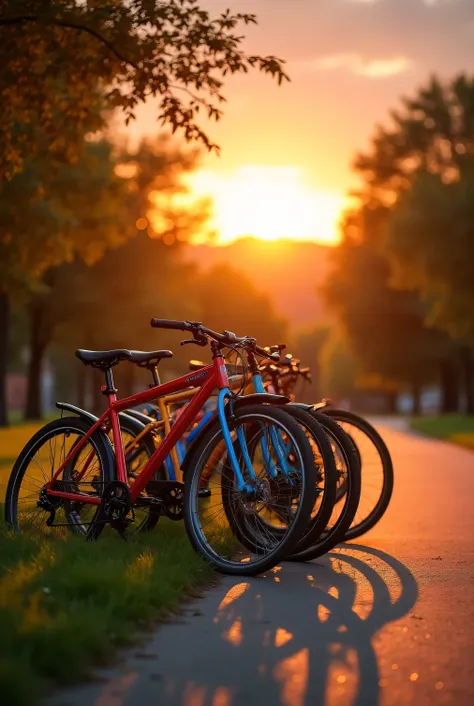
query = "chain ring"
xmin=102 ymin=481 xmax=132 ymax=522
xmin=163 ymin=486 xmax=184 ymax=520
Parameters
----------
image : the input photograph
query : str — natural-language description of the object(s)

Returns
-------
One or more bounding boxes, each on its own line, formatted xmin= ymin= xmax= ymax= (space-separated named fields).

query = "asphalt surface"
xmin=46 ymin=421 xmax=474 ymax=706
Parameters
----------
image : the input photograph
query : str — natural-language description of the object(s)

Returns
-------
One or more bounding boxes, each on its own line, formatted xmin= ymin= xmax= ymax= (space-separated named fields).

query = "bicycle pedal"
xmin=197 ymin=489 xmax=211 ymax=498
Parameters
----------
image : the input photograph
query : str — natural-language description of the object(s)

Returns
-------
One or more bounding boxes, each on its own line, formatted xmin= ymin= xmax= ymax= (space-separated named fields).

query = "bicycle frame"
xmin=151 ymin=377 xmax=249 ymax=473
xmin=45 ymin=354 xmax=234 ymax=505
xmin=123 ymin=386 xmax=214 ymax=481
xmin=147 ymin=369 xmax=291 ymax=480
xmin=126 ymin=375 xmax=245 ymax=480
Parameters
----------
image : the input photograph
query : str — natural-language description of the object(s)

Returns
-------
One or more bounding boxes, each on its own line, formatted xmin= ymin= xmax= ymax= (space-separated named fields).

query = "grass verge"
xmin=0 ymin=423 xmax=213 ymax=706
xmin=410 ymin=414 xmax=474 ymax=450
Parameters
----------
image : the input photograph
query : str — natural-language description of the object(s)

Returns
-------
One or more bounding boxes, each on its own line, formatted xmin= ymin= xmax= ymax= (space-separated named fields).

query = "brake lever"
xmin=181 ymin=338 xmax=207 ymax=348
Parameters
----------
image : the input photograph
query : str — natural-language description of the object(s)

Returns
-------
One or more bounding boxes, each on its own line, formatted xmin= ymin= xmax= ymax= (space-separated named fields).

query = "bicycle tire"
xmin=322 ymin=408 xmax=394 ymax=540
xmin=267 ymin=405 xmax=338 ymax=554
xmin=288 ymin=409 xmax=361 ymax=560
xmin=183 ymin=404 xmax=318 ymax=576
xmin=5 ymin=416 xmax=113 ymax=540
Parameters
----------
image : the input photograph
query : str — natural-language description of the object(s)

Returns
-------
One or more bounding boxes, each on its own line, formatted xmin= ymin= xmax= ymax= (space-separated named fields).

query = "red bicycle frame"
xmin=46 ymin=354 xmax=229 ymax=505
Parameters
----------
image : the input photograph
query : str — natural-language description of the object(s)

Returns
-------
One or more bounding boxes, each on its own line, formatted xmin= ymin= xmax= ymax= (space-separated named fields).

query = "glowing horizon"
xmin=185 ymin=166 xmax=347 ymax=246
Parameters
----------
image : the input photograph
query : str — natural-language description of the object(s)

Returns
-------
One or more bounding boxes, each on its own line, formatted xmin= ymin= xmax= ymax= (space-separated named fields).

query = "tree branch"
xmin=168 ymin=83 xmax=211 ymax=106
xmin=0 ymin=15 xmax=139 ymax=70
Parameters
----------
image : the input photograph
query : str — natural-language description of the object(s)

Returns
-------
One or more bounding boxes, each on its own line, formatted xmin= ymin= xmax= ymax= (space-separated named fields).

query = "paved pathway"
xmin=47 ymin=423 xmax=474 ymax=706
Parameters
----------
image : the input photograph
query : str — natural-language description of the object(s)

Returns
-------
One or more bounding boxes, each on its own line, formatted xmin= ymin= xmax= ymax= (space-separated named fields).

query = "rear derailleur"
xmin=37 ymin=488 xmax=62 ymax=527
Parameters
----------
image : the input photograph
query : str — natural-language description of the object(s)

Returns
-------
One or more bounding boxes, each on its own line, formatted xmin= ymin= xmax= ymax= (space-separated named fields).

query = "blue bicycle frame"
xmin=171 ymin=370 xmax=292 ymax=479
xmin=128 ymin=369 xmax=294 ymax=489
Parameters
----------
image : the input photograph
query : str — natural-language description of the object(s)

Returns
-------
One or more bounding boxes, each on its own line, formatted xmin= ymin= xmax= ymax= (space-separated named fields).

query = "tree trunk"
xmin=412 ymin=379 xmax=422 ymax=416
xmin=439 ymin=357 xmax=459 ymax=414
xmin=24 ymin=300 xmax=47 ymax=420
xmin=460 ymin=346 xmax=474 ymax=415
xmin=0 ymin=290 xmax=10 ymax=427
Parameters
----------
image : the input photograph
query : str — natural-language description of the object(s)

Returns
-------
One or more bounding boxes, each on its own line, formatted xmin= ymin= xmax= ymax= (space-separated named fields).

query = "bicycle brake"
xmin=181 ymin=338 xmax=207 ymax=347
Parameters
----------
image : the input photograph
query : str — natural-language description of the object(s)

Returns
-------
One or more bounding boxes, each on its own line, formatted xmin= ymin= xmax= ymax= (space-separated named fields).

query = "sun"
xmin=187 ymin=166 xmax=346 ymax=246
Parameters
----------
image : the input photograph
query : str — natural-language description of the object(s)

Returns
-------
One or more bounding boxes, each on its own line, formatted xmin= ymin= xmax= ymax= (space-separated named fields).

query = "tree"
xmin=19 ymin=138 xmax=208 ymax=418
xmin=323 ymin=205 xmax=442 ymax=397
xmin=387 ymin=170 xmax=474 ymax=413
xmin=0 ymin=0 xmax=289 ymax=423
xmin=388 ymin=170 xmax=474 ymax=340
xmin=51 ymin=232 xmax=199 ymax=413
xmin=1 ymin=136 xmax=128 ymax=421
xmin=325 ymin=74 xmax=474 ymax=414
xmin=353 ymin=74 xmax=474 ymax=206
xmin=0 ymin=0 xmax=289 ymax=178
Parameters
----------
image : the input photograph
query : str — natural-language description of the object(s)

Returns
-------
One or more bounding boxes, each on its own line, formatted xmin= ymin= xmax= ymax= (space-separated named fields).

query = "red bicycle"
xmin=5 ymin=319 xmax=319 ymax=575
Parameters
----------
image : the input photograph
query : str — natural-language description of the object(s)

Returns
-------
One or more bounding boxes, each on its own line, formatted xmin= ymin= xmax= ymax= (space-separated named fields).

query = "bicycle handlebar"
xmin=259 ymin=357 xmax=312 ymax=382
xmin=150 ymin=319 xmax=193 ymax=332
xmin=150 ymin=319 xmax=279 ymax=360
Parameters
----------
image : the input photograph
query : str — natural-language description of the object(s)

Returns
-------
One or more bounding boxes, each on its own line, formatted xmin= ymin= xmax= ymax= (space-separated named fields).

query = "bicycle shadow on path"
xmin=50 ymin=544 xmax=418 ymax=706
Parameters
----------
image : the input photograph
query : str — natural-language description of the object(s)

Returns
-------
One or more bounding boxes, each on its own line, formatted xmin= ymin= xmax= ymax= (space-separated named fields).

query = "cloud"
xmin=422 ymin=0 xmax=458 ymax=5
xmin=301 ymin=53 xmax=413 ymax=78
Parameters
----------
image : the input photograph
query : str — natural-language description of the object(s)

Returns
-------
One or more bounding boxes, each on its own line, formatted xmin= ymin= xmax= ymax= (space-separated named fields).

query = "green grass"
xmin=410 ymin=414 xmax=474 ymax=450
xmin=0 ymin=423 xmax=214 ymax=706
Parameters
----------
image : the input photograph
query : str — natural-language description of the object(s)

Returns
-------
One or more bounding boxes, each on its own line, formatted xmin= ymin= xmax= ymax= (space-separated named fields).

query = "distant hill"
xmin=183 ymin=237 xmax=332 ymax=330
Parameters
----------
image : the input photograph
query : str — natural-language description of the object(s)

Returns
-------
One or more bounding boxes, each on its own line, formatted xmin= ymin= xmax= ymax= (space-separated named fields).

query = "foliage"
xmin=353 ymin=73 xmax=474 ymax=341
xmin=0 ymin=0 xmax=287 ymax=423
xmin=0 ymin=138 xmax=127 ymax=298
xmin=353 ymin=74 xmax=474 ymax=206
xmin=387 ymin=169 xmax=474 ymax=341
xmin=0 ymin=0 xmax=289 ymax=178
xmin=55 ymin=235 xmax=198 ymax=350
xmin=0 ymin=129 xmax=128 ymax=424
xmin=324 ymin=74 xmax=474 ymax=399
xmin=323 ymin=205 xmax=443 ymax=389
xmin=18 ymin=138 xmax=209 ymax=416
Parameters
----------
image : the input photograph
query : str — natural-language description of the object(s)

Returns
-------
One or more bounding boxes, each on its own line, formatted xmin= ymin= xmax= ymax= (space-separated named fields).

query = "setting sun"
xmin=187 ymin=166 xmax=346 ymax=246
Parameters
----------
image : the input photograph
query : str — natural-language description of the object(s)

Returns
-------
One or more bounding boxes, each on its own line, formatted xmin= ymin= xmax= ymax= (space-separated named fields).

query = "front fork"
xmin=252 ymin=373 xmax=292 ymax=478
xmin=217 ymin=388 xmax=257 ymax=493
xmin=217 ymin=386 xmax=293 ymax=493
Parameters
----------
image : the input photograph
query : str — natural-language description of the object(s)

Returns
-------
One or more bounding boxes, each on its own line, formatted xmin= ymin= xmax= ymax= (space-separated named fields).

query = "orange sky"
xmin=124 ymin=0 xmax=474 ymax=245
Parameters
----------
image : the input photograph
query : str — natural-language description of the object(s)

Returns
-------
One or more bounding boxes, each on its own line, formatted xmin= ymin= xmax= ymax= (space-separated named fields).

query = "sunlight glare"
xmin=187 ymin=166 xmax=345 ymax=245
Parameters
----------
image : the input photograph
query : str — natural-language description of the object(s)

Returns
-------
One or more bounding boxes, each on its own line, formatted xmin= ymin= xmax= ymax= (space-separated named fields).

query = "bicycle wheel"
xmin=183 ymin=404 xmax=317 ymax=576
xmin=322 ymin=408 xmax=394 ymax=540
xmin=239 ymin=405 xmax=338 ymax=555
xmin=219 ymin=405 xmax=338 ymax=557
xmin=5 ymin=416 xmax=112 ymax=539
xmin=287 ymin=409 xmax=361 ymax=560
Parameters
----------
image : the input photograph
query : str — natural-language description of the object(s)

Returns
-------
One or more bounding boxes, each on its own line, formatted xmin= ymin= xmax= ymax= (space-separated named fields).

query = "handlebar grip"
xmin=150 ymin=319 xmax=190 ymax=331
